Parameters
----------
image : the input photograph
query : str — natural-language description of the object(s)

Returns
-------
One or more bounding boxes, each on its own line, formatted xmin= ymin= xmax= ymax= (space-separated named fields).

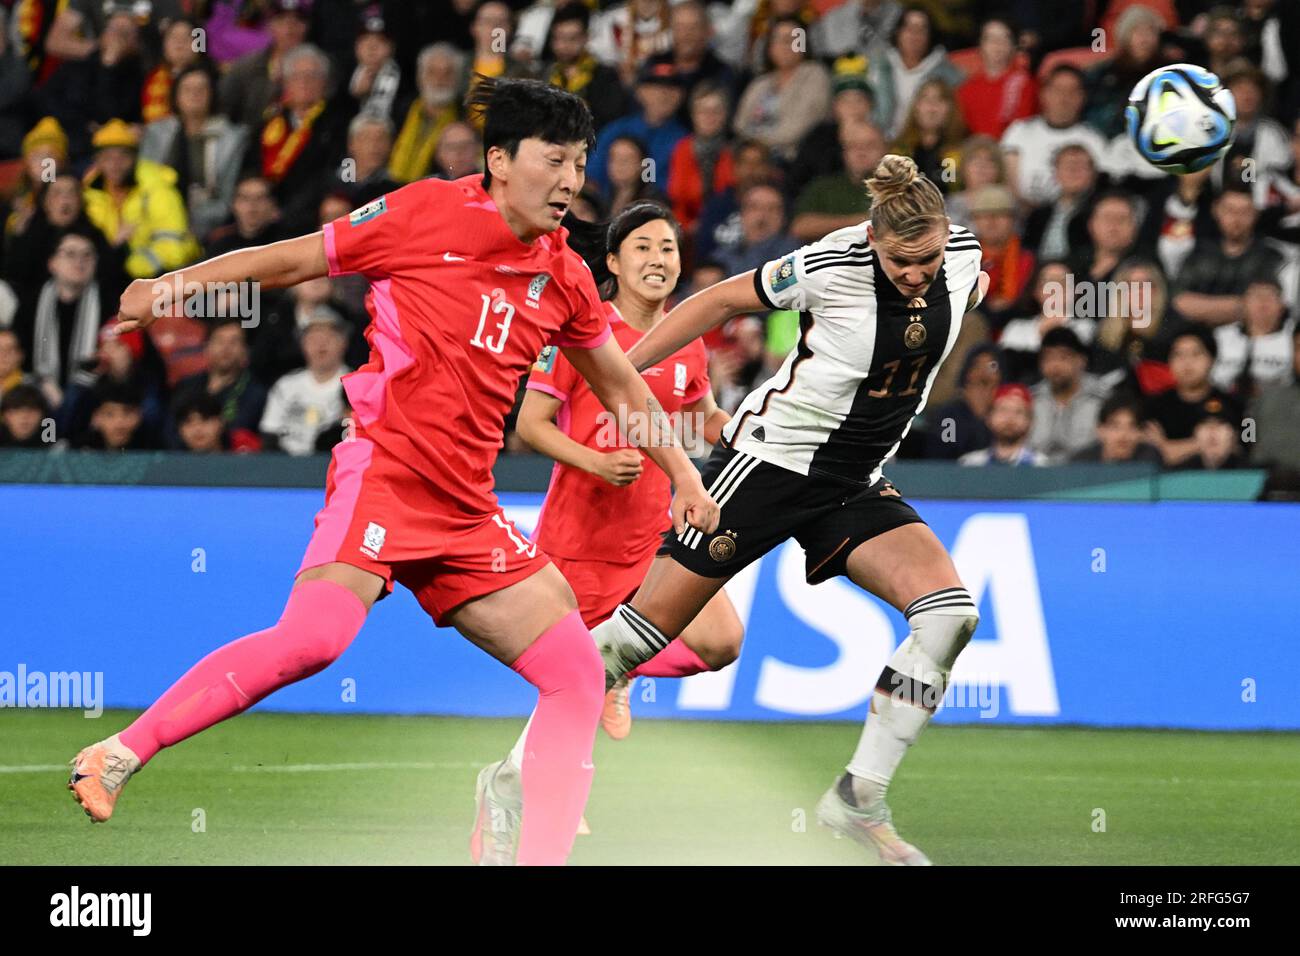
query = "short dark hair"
xmin=465 ymin=76 xmax=597 ymax=189
xmin=174 ymin=390 xmax=224 ymax=424
xmin=549 ymin=2 xmax=590 ymax=33
xmin=1044 ymin=63 xmax=1087 ymax=88
xmin=1041 ymin=325 xmax=1089 ymax=357
xmin=1171 ymin=323 xmax=1218 ymax=360
xmin=93 ymin=380 xmax=143 ymax=409
xmin=1 ymin=383 xmax=46 ymax=414
xmin=958 ymin=342 xmax=1004 ymax=387
xmin=1098 ymin=392 xmax=1142 ymax=425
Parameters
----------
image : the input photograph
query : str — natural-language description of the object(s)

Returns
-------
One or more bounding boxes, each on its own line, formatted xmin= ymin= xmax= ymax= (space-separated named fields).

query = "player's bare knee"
xmin=695 ymin=620 xmax=745 ymax=670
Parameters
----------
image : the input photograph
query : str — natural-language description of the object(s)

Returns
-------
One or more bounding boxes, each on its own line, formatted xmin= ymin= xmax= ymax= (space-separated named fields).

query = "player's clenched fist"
xmin=115 ymin=278 xmax=168 ymax=333
xmin=589 ymin=449 xmax=644 ymax=486
xmin=671 ymin=476 xmax=720 ymax=537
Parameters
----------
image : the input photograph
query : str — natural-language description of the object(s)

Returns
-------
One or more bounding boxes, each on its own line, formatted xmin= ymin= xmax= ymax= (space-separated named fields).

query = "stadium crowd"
xmin=0 ymin=0 xmax=1298 ymax=486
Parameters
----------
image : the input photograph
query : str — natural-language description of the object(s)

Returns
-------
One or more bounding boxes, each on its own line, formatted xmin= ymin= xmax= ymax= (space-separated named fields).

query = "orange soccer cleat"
xmin=600 ymin=677 xmax=633 ymax=740
xmin=68 ymin=735 xmax=142 ymax=823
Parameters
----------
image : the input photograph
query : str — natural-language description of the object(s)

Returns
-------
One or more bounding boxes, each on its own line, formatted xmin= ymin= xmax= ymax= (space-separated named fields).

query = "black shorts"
xmin=660 ymin=446 xmax=926 ymax=584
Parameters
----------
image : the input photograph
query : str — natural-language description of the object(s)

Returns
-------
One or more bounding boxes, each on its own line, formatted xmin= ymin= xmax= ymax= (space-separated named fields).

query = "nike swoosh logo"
xmin=226 ymin=672 xmax=250 ymax=702
xmin=444 ymin=252 xmax=465 ymax=262
xmin=71 ymin=771 xmax=91 ymax=784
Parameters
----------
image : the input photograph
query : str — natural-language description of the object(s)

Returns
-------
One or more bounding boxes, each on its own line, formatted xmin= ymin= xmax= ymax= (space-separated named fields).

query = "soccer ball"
xmin=1126 ymin=64 xmax=1236 ymax=175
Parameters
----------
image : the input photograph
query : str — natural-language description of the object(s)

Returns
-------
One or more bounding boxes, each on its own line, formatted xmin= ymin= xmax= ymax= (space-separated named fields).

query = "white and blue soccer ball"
xmin=1126 ymin=63 xmax=1236 ymax=175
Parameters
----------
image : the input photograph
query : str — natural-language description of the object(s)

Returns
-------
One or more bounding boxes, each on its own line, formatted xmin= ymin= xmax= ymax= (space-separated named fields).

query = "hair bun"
xmin=866 ymin=154 xmax=920 ymax=204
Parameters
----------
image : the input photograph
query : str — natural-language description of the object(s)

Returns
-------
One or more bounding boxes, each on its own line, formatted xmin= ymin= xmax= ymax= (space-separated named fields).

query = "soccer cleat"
xmin=68 ymin=734 xmax=142 ymax=823
xmin=470 ymin=761 xmax=521 ymax=865
xmin=815 ymin=775 xmax=932 ymax=866
xmin=601 ymin=676 xmax=632 ymax=740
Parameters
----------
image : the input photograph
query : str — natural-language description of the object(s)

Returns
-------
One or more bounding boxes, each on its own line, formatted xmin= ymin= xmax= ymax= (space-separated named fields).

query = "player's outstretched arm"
xmin=564 ymin=337 xmax=719 ymax=536
xmin=625 ymin=270 xmax=766 ymax=372
xmin=115 ymin=232 xmax=330 ymax=333
xmin=516 ymin=388 xmax=644 ymax=486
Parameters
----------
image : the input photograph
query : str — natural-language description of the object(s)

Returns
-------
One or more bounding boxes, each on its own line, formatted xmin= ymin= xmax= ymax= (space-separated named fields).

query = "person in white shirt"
xmin=1212 ymin=277 xmax=1296 ymax=391
xmin=1000 ymin=65 xmax=1107 ymax=207
xmin=259 ymin=312 xmax=351 ymax=456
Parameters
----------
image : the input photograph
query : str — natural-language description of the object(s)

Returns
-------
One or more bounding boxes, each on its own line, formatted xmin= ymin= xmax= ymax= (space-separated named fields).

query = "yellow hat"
xmin=22 ymin=117 xmax=69 ymax=158
xmin=92 ymin=119 xmax=140 ymax=151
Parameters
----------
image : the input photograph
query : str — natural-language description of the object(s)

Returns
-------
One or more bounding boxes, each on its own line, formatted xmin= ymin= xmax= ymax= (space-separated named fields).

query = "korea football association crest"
xmin=526 ymin=273 xmax=552 ymax=309
xmin=360 ymin=522 xmax=387 ymax=559
xmin=673 ymin=361 xmax=688 ymax=396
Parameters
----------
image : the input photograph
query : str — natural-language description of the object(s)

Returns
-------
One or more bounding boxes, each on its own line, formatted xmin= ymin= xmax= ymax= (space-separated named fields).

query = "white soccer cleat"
xmin=816 ymin=775 xmax=932 ymax=866
xmin=470 ymin=760 xmax=520 ymax=866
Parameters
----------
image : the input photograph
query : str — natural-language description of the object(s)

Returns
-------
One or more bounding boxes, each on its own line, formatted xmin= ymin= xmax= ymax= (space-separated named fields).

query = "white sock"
xmin=593 ymin=604 xmax=671 ymax=683
xmin=846 ymin=589 xmax=979 ymax=804
xmin=505 ymin=711 xmax=535 ymax=774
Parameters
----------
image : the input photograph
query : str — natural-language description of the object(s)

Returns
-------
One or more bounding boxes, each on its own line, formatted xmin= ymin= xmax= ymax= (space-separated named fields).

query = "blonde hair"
xmin=865 ymin=154 xmax=946 ymax=242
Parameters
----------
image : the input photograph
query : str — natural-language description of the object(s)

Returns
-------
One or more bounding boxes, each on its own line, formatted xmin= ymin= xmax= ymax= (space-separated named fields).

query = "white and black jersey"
xmin=722 ymin=222 xmax=984 ymax=486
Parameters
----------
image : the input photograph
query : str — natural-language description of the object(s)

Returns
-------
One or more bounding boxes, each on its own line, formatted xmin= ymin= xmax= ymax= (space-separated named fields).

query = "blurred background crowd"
xmin=0 ymin=0 xmax=1298 ymax=489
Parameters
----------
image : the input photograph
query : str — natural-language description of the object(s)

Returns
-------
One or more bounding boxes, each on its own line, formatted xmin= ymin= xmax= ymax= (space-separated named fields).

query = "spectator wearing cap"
xmin=1160 ymin=178 xmax=1292 ymax=328
xmin=1028 ymin=326 xmax=1108 ymax=462
xmin=641 ymin=0 xmax=736 ymax=127
xmin=205 ymin=175 xmax=287 ymax=258
xmin=72 ymin=380 xmax=158 ymax=450
xmin=968 ymin=184 xmax=1034 ymax=324
xmin=1143 ymin=325 xmax=1242 ymax=468
xmin=140 ymin=63 xmax=251 ymax=243
xmin=588 ymin=61 xmax=688 ymax=194
xmin=347 ymin=5 xmax=404 ymax=126
xmin=589 ymin=0 xmax=673 ymax=86
xmin=957 ymin=17 xmax=1036 ymax=141
xmin=174 ymin=391 xmax=228 ymax=453
xmin=6 ymin=118 xmax=69 ymax=241
xmin=1000 ymin=65 xmax=1107 ymax=207
xmin=0 ymin=383 xmax=52 ymax=449
xmin=169 ymin=319 xmax=268 ymax=450
xmin=791 ymin=121 xmax=884 ymax=242
xmin=1211 ymin=276 xmax=1295 ymax=396
xmin=12 ymin=230 xmax=106 ymax=411
xmin=787 ymin=61 xmax=876 ymax=200
xmin=82 ymin=119 xmax=202 ymax=280
xmin=542 ymin=4 xmax=629 ymax=134
xmin=0 ymin=328 xmax=35 ymax=397
xmin=1022 ymin=144 xmax=1097 ymax=264
xmin=959 ymin=383 xmax=1048 ymax=466
xmin=219 ymin=0 xmax=312 ymax=131
xmin=1246 ymin=324 xmax=1300 ymax=473
xmin=389 ymin=44 xmax=466 ymax=184
xmin=1178 ymin=404 xmax=1246 ymax=471
xmin=733 ymin=17 xmax=831 ymax=163
xmin=924 ymin=342 xmax=1000 ymax=460
xmin=259 ymin=44 xmax=351 ymax=234
xmin=1069 ymin=392 xmax=1162 ymax=464
xmin=259 ymin=312 xmax=351 ymax=455
xmin=714 ymin=181 xmax=798 ymax=278
xmin=666 ymin=84 xmax=735 ymax=232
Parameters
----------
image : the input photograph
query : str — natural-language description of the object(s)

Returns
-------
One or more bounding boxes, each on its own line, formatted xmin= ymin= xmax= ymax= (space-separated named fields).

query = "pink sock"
xmin=628 ymin=638 xmax=711 ymax=679
xmin=119 ymin=579 xmax=366 ymax=764
xmin=511 ymin=610 xmax=604 ymax=866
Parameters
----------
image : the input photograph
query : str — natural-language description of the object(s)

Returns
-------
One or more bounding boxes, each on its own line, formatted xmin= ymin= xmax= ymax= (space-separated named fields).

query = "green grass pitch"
xmin=3 ymin=709 xmax=1297 ymax=865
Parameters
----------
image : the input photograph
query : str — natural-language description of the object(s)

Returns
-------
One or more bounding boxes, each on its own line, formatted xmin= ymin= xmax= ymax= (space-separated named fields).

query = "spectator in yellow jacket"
xmin=82 ymin=119 xmax=201 ymax=280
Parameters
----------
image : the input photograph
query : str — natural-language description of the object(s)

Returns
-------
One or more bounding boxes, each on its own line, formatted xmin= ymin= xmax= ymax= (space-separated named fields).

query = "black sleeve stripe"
xmin=804 ymin=239 xmax=871 ymax=266
xmin=753 ymin=265 xmax=778 ymax=310
xmin=806 ymin=253 xmax=874 ymax=274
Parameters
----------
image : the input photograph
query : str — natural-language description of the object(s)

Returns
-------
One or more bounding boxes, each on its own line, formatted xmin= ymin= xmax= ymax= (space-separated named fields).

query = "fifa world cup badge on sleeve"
xmin=348 ymin=196 xmax=388 ymax=226
xmin=534 ymin=345 xmax=557 ymax=374
xmin=770 ymin=256 xmax=798 ymax=294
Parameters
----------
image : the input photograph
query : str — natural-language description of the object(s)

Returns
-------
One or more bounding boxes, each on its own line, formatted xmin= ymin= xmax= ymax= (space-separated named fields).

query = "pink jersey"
xmin=322 ymin=175 xmax=611 ymax=515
